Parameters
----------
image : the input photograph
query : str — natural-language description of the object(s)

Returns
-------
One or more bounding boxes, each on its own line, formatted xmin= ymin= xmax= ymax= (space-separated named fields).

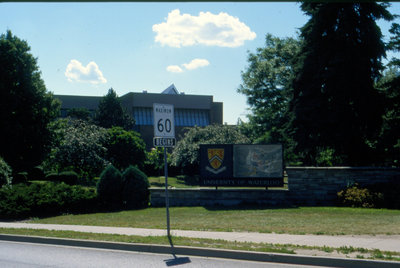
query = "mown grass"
xmin=29 ymin=206 xmax=400 ymax=235
xmin=1 ymin=228 xmax=399 ymax=262
xmin=148 ymin=176 xmax=193 ymax=188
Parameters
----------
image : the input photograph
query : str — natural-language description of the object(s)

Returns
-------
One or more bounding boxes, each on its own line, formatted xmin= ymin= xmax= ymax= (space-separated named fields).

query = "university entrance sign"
xmin=200 ymin=144 xmax=284 ymax=187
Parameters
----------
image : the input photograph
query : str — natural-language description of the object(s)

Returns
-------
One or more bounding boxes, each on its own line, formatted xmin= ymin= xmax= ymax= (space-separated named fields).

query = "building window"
xmin=175 ymin=109 xmax=209 ymax=127
xmin=133 ymin=107 xmax=153 ymax=125
xmin=133 ymin=107 xmax=209 ymax=127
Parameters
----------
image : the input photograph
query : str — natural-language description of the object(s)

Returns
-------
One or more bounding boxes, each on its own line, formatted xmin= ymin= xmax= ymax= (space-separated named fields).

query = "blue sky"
xmin=1 ymin=2 xmax=399 ymax=124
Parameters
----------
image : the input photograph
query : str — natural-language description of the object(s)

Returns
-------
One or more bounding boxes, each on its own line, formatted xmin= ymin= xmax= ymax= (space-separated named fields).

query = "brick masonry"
xmin=150 ymin=167 xmax=400 ymax=207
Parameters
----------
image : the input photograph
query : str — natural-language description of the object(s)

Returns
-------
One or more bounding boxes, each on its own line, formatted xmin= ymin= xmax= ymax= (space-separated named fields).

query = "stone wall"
xmin=286 ymin=167 xmax=399 ymax=206
xmin=150 ymin=167 xmax=400 ymax=207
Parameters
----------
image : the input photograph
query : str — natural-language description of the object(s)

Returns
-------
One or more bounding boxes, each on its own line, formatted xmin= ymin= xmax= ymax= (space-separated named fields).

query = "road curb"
xmin=0 ymin=234 xmax=399 ymax=268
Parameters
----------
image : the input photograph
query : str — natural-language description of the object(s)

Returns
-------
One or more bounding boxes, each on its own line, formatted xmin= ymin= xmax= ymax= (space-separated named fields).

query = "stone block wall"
xmin=286 ymin=167 xmax=400 ymax=206
xmin=150 ymin=167 xmax=400 ymax=207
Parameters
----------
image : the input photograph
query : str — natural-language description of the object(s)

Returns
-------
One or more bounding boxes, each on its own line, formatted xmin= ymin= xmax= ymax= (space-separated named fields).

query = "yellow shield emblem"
xmin=208 ymin=148 xmax=224 ymax=170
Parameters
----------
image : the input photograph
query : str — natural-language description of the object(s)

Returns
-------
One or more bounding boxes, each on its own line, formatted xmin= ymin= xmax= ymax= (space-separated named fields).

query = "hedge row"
xmin=0 ymin=182 xmax=97 ymax=219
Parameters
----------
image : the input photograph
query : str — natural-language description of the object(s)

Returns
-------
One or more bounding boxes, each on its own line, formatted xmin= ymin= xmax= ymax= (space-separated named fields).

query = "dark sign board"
xmin=200 ymin=144 xmax=283 ymax=187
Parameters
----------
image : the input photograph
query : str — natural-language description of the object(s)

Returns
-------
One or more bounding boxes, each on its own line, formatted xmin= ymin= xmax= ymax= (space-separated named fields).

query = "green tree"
xmin=288 ymin=3 xmax=393 ymax=166
xmin=0 ymin=30 xmax=60 ymax=172
xmin=144 ymin=147 xmax=166 ymax=176
xmin=67 ymin=107 xmax=92 ymax=121
xmin=47 ymin=119 xmax=109 ymax=178
xmin=105 ymin=127 xmax=146 ymax=170
xmin=238 ymin=34 xmax=300 ymax=144
xmin=376 ymin=23 xmax=400 ymax=166
xmin=95 ymin=88 xmax=134 ymax=130
xmin=171 ymin=125 xmax=250 ymax=174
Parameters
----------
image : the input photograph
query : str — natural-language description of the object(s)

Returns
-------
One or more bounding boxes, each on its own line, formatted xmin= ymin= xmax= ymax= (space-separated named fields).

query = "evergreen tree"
xmin=288 ymin=3 xmax=393 ymax=165
xmin=376 ymin=23 xmax=400 ymax=166
xmin=95 ymin=88 xmax=134 ymax=130
xmin=0 ymin=30 xmax=60 ymax=172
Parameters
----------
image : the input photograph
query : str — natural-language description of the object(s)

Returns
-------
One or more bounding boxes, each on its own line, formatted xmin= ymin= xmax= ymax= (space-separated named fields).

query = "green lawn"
xmin=30 ymin=206 xmax=400 ymax=235
xmin=148 ymin=176 xmax=194 ymax=188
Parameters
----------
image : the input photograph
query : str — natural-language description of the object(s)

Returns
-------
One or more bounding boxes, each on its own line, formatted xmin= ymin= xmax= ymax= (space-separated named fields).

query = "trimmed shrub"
xmin=0 ymin=157 xmax=12 ymax=187
xmin=337 ymin=184 xmax=384 ymax=208
xmin=122 ymin=166 xmax=150 ymax=209
xmin=97 ymin=165 xmax=123 ymax=209
xmin=0 ymin=182 xmax=98 ymax=219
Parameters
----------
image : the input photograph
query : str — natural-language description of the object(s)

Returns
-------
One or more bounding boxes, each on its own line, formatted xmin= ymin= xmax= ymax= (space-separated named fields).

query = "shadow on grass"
xmin=164 ymin=235 xmax=191 ymax=266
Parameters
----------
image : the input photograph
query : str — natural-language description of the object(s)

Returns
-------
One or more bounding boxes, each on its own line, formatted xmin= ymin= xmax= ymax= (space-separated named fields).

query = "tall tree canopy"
xmin=238 ymin=34 xmax=301 ymax=146
xmin=288 ymin=3 xmax=393 ymax=165
xmin=376 ymin=22 xmax=400 ymax=166
xmin=0 ymin=30 xmax=60 ymax=172
xmin=95 ymin=88 xmax=134 ymax=130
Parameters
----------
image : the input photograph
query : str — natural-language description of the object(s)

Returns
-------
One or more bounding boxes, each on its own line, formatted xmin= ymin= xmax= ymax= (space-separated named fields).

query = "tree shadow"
xmin=163 ymin=235 xmax=191 ymax=266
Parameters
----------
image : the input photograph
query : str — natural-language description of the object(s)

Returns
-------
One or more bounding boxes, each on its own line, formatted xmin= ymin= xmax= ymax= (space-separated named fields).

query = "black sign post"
xmin=153 ymin=103 xmax=175 ymax=237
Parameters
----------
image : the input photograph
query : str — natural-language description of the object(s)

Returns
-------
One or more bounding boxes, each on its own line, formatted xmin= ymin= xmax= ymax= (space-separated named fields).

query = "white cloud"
xmin=65 ymin=59 xmax=107 ymax=84
xmin=166 ymin=65 xmax=184 ymax=73
xmin=182 ymin=58 xmax=210 ymax=70
xmin=153 ymin=9 xmax=256 ymax=48
xmin=167 ymin=58 xmax=210 ymax=73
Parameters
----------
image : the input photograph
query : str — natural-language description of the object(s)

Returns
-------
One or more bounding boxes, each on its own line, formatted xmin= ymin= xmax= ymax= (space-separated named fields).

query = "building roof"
xmin=161 ymin=84 xmax=179 ymax=95
xmin=55 ymin=84 xmax=217 ymax=111
xmin=119 ymin=92 xmax=214 ymax=110
xmin=55 ymin=95 xmax=102 ymax=110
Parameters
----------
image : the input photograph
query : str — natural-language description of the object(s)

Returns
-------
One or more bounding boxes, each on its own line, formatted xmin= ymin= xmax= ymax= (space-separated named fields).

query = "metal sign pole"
xmin=164 ymin=146 xmax=171 ymax=237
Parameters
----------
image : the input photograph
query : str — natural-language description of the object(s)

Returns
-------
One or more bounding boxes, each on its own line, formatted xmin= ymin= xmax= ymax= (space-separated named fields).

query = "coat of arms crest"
xmin=206 ymin=148 xmax=226 ymax=174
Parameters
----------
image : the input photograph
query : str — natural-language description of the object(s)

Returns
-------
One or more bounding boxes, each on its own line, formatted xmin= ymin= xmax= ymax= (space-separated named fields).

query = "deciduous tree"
xmin=0 ymin=30 xmax=60 ymax=172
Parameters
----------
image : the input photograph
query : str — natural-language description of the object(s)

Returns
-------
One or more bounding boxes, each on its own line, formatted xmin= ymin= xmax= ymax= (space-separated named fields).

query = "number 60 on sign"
xmin=153 ymin=103 xmax=175 ymax=138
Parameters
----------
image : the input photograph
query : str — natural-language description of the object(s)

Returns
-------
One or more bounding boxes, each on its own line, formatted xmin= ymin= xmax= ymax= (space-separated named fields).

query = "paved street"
xmin=0 ymin=241 xmax=328 ymax=268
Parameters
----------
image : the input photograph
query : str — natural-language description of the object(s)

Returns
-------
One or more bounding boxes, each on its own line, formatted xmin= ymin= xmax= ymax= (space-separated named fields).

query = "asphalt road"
xmin=0 ymin=241 xmax=329 ymax=268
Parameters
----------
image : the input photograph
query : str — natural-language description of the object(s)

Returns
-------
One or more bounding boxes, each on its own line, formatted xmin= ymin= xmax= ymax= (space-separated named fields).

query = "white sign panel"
xmin=153 ymin=103 xmax=175 ymax=138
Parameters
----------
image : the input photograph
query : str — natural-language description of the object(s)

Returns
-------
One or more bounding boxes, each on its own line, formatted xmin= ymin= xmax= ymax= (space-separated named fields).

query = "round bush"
xmin=0 ymin=157 xmax=12 ymax=187
xmin=97 ymin=165 xmax=123 ymax=208
xmin=122 ymin=166 xmax=150 ymax=209
xmin=337 ymin=184 xmax=383 ymax=208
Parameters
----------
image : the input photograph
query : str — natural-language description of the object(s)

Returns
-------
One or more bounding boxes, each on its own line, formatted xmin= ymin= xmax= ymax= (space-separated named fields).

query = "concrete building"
xmin=55 ymin=84 xmax=223 ymax=149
